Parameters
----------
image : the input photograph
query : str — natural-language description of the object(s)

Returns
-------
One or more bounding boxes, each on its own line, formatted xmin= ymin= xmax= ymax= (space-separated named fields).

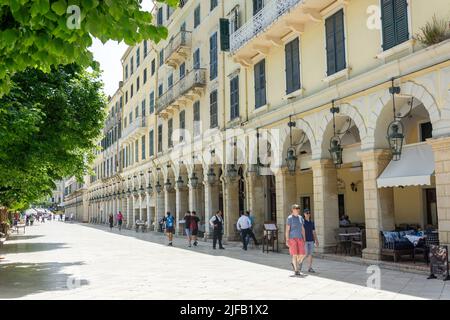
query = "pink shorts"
xmin=288 ymin=238 xmax=305 ymax=256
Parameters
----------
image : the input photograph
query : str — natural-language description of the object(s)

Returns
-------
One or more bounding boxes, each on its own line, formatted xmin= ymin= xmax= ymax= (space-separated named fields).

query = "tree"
xmin=0 ymin=64 xmax=106 ymax=210
xmin=0 ymin=0 xmax=178 ymax=95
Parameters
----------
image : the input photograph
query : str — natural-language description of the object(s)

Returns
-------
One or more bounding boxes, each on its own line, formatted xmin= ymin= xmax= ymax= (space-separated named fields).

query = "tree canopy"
xmin=0 ymin=0 xmax=178 ymax=95
xmin=0 ymin=64 xmax=106 ymax=210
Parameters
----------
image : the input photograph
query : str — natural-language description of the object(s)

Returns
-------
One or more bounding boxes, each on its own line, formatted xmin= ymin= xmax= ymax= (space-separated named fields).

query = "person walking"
xmin=209 ymin=210 xmax=225 ymax=250
xmin=184 ymin=211 xmax=192 ymax=247
xmin=108 ymin=214 xmax=114 ymax=231
xmin=245 ymin=211 xmax=259 ymax=246
xmin=237 ymin=212 xmax=252 ymax=251
xmin=190 ymin=211 xmax=200 ymax=247
xmin=285 ymin=204 xmax=306 ymax=276
xmin=163 ymin=212 xmax=175 ymax=246
xmin=303 ymin=208 xmax=319 ymax=273
xmin=117 ymin=211 xmax=123 ymax=231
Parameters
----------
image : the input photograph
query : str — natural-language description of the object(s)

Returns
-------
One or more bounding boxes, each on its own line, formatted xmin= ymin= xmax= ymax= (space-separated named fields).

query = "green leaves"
xmin=51 ymin=0 xmax=67 ymax=16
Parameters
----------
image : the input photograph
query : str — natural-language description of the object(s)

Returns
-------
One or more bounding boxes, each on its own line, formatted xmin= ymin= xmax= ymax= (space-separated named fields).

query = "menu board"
xmin=428 ymin=245 xmax=450 ymax=281
xmin=264 ymin=224 xmax=277 ymax=231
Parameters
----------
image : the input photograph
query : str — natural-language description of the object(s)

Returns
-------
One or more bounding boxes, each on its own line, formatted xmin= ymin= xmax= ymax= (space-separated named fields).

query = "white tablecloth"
xmin=405 ymin=235 xmax=425 ymax=247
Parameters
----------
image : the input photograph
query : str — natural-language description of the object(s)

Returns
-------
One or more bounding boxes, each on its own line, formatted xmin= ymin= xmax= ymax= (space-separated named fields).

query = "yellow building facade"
xmin=87 ymin=0 xmax=450 ymax=260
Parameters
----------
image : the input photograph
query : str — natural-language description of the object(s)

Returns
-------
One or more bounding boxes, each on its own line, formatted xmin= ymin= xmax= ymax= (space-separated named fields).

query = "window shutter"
xmin=381 ymin=0 xmax=396 ymax=50
xmin=394 ymin=0 xmax=409 ymax=45
xmin=220 ymin=18 xmax=230 ymax=52
xmin=334 ymin=10 xmax=346 ymax=72
xmin=259 ymin=60 xmax=266 ymax=106
xmin=325 ymin=16 xmax=336 ymax=76
xmin=292 ymin=38 xmax=301 ymax=91
xmin=254 ymin=63 xmax=260 ymax=108
xmin=285 ymin=41 xmax=293 ymax=94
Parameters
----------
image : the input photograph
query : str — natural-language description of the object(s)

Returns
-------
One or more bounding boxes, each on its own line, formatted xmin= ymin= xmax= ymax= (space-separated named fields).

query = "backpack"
xmin=166 ymin=215 xmax=174 ymax=228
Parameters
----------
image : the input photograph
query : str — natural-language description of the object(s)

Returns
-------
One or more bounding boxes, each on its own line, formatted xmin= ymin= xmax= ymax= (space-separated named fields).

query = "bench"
xmin=380 ymin=230 xmax=415 ymax=262
xmin=13 ymin=223 xmax=26 ymax=234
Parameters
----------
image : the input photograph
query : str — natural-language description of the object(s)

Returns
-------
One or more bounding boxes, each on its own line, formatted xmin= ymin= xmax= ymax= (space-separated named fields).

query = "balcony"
xmin=121 ymin=116 xmax=147 ymax=142
xmin=230 ymin=0 xmax=333 ymax=65
xmin=165 ymin=31 xmax=192 ymax=68
xmin=156 ymin=68 xmax=206 ymax=116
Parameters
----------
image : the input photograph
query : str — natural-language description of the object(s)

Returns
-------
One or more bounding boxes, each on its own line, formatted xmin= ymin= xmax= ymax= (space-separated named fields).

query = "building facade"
xmin=86 ymin=0 xmax=450 ymax=260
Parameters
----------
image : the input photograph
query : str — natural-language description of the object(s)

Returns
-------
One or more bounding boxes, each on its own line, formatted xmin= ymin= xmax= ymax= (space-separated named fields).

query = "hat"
xmin=291 ymin=204 xmax=301 ymax=210
xmin=303 ymin=208 xmax=311 ymax=214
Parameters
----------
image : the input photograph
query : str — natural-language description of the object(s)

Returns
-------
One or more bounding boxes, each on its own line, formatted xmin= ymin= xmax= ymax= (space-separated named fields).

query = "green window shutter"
xmin=285 ymin=40 xmax=293 ymax=94
xmin=394 ymin=0 xmax=409 ymax=45
xmin=335 ymin=10 xmax=346 ymax=73
xmin=325 ymin=15 xmax=336 ymax=76
xmin=381 ymin=0 xmax=396 ymax=50
xmin=220 ymin=18 xmax=230 ymax=52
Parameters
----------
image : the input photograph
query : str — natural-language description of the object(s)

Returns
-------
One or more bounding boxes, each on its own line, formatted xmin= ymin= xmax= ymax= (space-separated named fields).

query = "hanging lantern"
xmin=155 ymin=180 xmax=162 ymax=193
xmin=146 ymin=182 xmax=153 ymax=194
xmin=164 ymin=178 xmax=172 ymax=191
xmin=127 ymin=187 xmax=131 ymax=195
xmin=329 ymin=136 xmax=343 ymax=167
xmin=387 ymin=120 xmax=404 ymax=161
xmin=285 ymin=147 xmax=297 ymax=175
xmin=227 ymin=164 xmax=238 ymax=181
xmin=190 ymin=172 xmax=199 ymax=189
xmin=207 ymin=167 xmax=216 ymax=185
xmin=176 ymin=176 xmax=184 ymax=189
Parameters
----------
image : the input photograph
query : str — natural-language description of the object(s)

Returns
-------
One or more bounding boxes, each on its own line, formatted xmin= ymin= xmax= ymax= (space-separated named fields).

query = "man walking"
xmin=303 ymin=209 xmax=319 ymax=273
xmin=183 ymin=211 xmax=192 ymax=247
xmin=285 ymin=204 xmax=306 ymax=276
xmin=237 ymin=212 xmax=252 ymax=250
xmin=209 ymin=210 xmax=225 ymax=250
xmin=163 ymin=212 xmax=175 ymax=246
xmin=245 ymin=211 xmax=259 ymax=246
xmin=190 ymin=211 xmax=200 ymax=247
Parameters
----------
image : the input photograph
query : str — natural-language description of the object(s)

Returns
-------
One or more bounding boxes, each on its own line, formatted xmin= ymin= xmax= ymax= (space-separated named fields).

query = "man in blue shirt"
xmin=303 ymin=208 xmax=319 ymax=273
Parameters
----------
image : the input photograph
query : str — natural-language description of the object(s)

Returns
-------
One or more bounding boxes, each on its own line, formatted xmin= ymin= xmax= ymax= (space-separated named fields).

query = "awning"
xmin=377 ymin=143 xmax=435 ymax=188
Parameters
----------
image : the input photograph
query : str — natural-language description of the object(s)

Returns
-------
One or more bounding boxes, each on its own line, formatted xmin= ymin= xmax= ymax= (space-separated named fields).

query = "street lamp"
xmin=176 ymin=176 xmax=184 ymax=189
xmin=329 ymin=101 xmax=343 ymax=168
xmin=190 ymin=172 xmax=199 ymax=189
xmin=286 ymin=116 xmax=297 ymax=175
xmin=207 ymin=167 xmax=216 ymax=185
xmin=155 ymin=180 xmax=162 ymax=193
xmin=387 ymin=79 xmax=406 ymax=161
xmin=164 ymin=178 xmax=172 ymax=192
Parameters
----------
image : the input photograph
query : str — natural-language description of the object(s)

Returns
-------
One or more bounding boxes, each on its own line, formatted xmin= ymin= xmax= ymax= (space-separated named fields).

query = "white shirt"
xmin=236 ymin=215 xmax=251 ymax=231
xmin=209 ymin=215 xmax=223 ymax=226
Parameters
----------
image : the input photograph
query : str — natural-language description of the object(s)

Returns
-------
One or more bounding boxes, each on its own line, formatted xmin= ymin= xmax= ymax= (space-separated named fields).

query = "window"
xmin=179 ymin=110 xmax=185 ymax=142
xmin=143 ymin=68 xmax=147 ymax=84
xmin=130 ymin=57 xmax=134 ymax=75
xmin=136 ymin=47 xmax=140 ymax=67
xmin=420 ymin=122 xmax=433 ymax=142
xmin=159 ymin=50 xmax=164 ymax=66
xmin=135 ymin=140 xmax=139 ymax=162
xmin=253 ymin=0 xmax=263 ymax=15
xmin=141 ymin=99 xmax=146 ymax=117
xmin=230 ymin=7 xmax=241 ymax=34
xmin=194 ymin=5 xmax=201 ymax=29
xmin=144 ymin=40 xmax=148 ymax=57
xmin=209 ymin=32 xmax=218 ymax=80
xmin=124 ymin=116 xmax=127 ymax=128
xmin=381 ymin=0 xmax=409 ymax=51
xmin=135 ymin=106 xmax=139 ymax=119
xmin=167 ymin=4 xmax=174 ymax=19
xmin=131 ymin=84 xmax=134 ymax=98
xmin=142 ymin=135 xmax=146 ymax=160
xmin=210 ymin=0 xmax=218 ymax=11
xmin=285 ymin=37 xmax=301 ymax=94
xmin=168 ymin=118 xmax=173 ymax=148
xmin=180 ymin=62 xmax=186 ymax=79
xmin=136 ymin=76 xmax=140 ymax=92
xmin=158 ymin=124 xmax=163 ymax=152
xmin=325 ymin=10 xmax=346 ymax=76
xmin=254 ymin=59 xmax=266 ymax=108
xmin=157 ymin=7 xmax=163 ymax=26
xmin=230 ymin=76 xmax=239 ymax=120
xmin=129 ymin=111 xmax=133 ymax=123
xmin=193 ymin=101 xmax=200 ymax=136
xmin=168 ymin=73 xmax=173 ymax=88
xmin=149 ymin=92 xmax=155 ymax=114
xmin=149 ymin=129 xmax=154 ymax=156
xmin=210 ymin=90 xmax=218 ymax=128
xmin=193 ymin=48 xmax=200 ymax=69
xmin=125 ymin=91 xmax=129 ymax=104
xmin=158 ymin=84 xmax=164 ymax=97
xmin=180 ymin=22 xmax=186 ymax=31
xmin=151 ymin=59 xmax=156 ymax=75
xmin=125 ymin=65 xmax=129 ymax=79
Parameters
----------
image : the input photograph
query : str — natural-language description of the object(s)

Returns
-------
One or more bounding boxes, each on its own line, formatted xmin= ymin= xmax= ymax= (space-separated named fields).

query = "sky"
xmin=89 ymin=1 xmax=155 ymax=97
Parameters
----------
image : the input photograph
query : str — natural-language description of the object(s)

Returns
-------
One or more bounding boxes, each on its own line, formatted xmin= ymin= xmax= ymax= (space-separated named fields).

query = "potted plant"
xmin=415 ymin=15 xmax=450 ymax=47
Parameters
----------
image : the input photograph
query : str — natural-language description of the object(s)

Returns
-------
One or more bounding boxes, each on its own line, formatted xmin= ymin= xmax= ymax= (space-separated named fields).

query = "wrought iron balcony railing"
xmin=121 ymin=116 xmax=147 ymax=140
xmin=156 ymin=68 xmax=207 ymax=114
xmin=230 ymin=0 xmax=302 ymax=53
xmin=165 ymin=30 xmax=192 ymax=67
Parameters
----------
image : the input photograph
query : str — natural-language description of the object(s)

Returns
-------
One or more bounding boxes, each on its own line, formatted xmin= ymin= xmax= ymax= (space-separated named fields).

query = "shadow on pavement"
xmin=6 ymin=235 xmax=44 ymax=241
xmin=0 ymin=261 xmax=88 ymax=299
xmin=1 ymin=242 xmax=69 ymax=254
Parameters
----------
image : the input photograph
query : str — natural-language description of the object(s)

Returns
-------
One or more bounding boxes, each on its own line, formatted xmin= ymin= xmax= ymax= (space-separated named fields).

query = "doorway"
xmin=425 ymin=188 xmax=438 ymax=228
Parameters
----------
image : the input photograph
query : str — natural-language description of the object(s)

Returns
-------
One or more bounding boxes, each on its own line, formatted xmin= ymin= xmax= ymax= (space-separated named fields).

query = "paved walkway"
xmin=0 ymin=221 xmax=449 ymax=300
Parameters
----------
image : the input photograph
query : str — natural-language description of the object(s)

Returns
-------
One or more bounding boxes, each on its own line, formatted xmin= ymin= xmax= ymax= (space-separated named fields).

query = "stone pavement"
xmin=1 ymin=221 xmax=449 ymax=300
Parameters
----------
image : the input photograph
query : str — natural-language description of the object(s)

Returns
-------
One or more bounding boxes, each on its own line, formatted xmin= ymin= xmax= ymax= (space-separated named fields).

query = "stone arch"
xmin=366 ymin=81 xmax=442 ymax=149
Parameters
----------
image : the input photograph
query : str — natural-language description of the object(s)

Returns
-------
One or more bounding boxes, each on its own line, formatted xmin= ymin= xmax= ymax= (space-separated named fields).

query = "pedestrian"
xmin=303 ymin=208 xmax=319 ymax=273
xmin=109 ymin=214 xmax=114 ymax=231
xmin=237 ymin=212 xmax=252 ymax=250
xmin=117 ymin=211 xmax=123 ymax=231
xmin=30 ymin=214 xmax=35 ymax=226
xmin=245 ymin=211 xmax=259 ymax=246
xmin=209 ymin=210 xmax=225 ymax=250
xmin=285 ymin=204 xmax=306 ymax=276
xmin=184 ymin=211 xmax=192 ymax=247
xmin=190 ymin=211 xmax=200 ymax=247
xmin=163 ymin=212 xmax=175 ymax=246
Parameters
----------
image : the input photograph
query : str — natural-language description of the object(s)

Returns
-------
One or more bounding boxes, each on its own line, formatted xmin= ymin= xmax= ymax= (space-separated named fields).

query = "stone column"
xmin=126 ymin=196 xmax=131 ymax=228
xmin=155 ymin=191 xmax=165 ymax=231
xmin=359 ymin=149 xmax=395 ymax=260
xmin=223 ymin=178 xmax=240 ymax=240
xmin=139 ymin=195 xmax=143 ymax=221
xmin=311 ymin=159 xmax=340 ymax=254
xmin=113 ymin=197 xmax=116 ymax=224
xmin=274 ymin=168 xmax=297 ymax=244
xmin=175 ymin=187 xmax=189 ymax=235
xmin=204 ymin=181 xmax=220 ymax=238
xmin=428 ymin=137 xmax=450 ymax=248
xmin=146 ymin=192 xmax=150 ymax=225
xmin=188 ymin=184 xmax=198 ymax=213
xmin=247 ymin=172 xmax=265 ymax=238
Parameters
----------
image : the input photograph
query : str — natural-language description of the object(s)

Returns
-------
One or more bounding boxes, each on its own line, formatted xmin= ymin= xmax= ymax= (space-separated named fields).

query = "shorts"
xmin=166 ymin=227 xmax=175 ymax=234
xmin=191 ymin=228 xmax=198 ymax=236
xmin=288 ymin=238 xmax=305 ymax=256
xmin=185 ymin=228 xmax=191 ymax=236
xmin=305 ymin=241 xmax=315 ymax=256
xmin=118 ymin=220 xmax=123 ymax=225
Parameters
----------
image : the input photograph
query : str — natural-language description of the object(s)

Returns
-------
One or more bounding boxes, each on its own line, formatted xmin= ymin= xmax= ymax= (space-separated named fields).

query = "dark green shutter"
xmin=253 ymin=0 xmax=263 ymax=15
xmin=334 ymin=10 xmax=346 ymax=72
xmin=382 ymin=0 xmax=408 ymax=51
xmin=220 ymin=18 xmax=230 ymax=52
xmin=210 ymin=33 xmax=218 ymax=80
xmin=285 ymin=40 xmax=293 ymax=94
xmin=394 ymin=0 xmax=409 ymax=44
xmin=285 ymin=38 xmax=300 ymax=94
xmin=325 ymin=16 xmax=336 ymax=75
